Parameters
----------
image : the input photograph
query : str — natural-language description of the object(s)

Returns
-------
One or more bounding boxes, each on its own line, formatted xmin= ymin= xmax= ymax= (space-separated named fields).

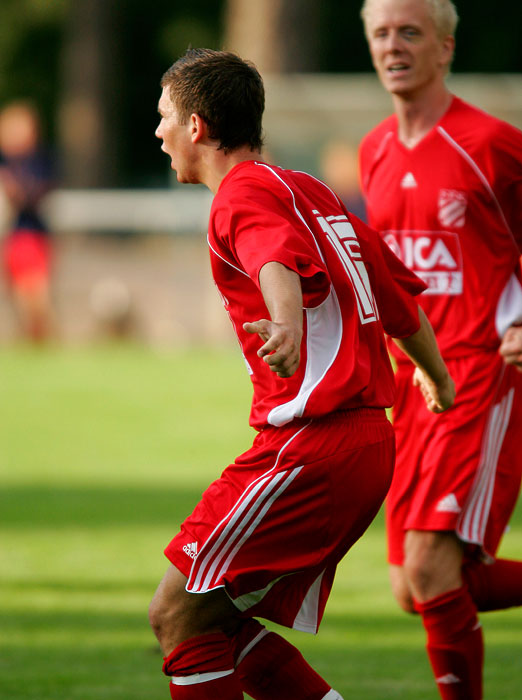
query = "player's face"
xmin=365 ymin=0 xmax=454 ymax=99
xmin=156 ymin=87 xmax=199 ymax=184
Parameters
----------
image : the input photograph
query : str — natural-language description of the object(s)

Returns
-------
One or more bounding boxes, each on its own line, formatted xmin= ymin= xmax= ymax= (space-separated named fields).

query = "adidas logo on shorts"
xmin=183 ymin=542 xmax=198 ymax=560
xmin=436 ymin=673 xmax=461 ymax=685
xmin=435 ymin=493 xmax=461 ymax=513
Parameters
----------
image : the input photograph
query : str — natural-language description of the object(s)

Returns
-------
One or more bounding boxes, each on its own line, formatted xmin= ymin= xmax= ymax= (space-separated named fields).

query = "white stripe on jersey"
xmin=255 ymin=163 xmax=328 ymax=266
xmin=457 ymin=383 xmax=514 ymax=546
xmin=437 ymin=126 xmax=518 ymax=253
xmin=207 ymin=234 xmax=249 ymax=277
xmin=188 ymin=422 xmax=310 ymax=593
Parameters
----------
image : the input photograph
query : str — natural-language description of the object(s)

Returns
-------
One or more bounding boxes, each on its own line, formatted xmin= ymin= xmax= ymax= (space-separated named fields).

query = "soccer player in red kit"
xmin=150 ymin=48 xmax=454 ymax=700
xmin=359 ymin=1 xmax=522 ymax=698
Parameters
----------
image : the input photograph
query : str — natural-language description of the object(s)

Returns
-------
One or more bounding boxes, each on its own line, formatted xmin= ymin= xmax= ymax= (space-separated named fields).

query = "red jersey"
xmin=208 ymin=160 xmax=425 ymax=429
xmin=360 ymin=96 xmax=522 ymax=362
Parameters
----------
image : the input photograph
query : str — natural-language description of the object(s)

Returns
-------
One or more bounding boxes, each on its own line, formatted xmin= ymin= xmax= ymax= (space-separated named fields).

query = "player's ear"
xmin=190 ymin=113 xmax=208 ymax=144
xmin=439 ymin=35 xmax=455 ymax=69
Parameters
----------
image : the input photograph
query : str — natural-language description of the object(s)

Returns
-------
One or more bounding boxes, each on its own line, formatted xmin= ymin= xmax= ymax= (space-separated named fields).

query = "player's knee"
xmin=389 ymin=564 xmax=416 ymax=614
xmin=390 ymin=578 xmax=416 ymax=613
xmin=403 ymin=552 xmax=433 ymax=597
xmin=148 ymin=593 xmax=166 ymax=638
xmin=394 ymin=588 xmax=416 ymax=614
xmin=403 ymin=530 xmax=463 ymax=600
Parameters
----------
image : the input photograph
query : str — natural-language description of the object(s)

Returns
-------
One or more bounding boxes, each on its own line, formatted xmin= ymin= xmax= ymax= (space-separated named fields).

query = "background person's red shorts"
xmin=165 ymin=408 xmax=395 ymax=633
xmin=3 ymin=229 xmax=51 ymax=290
xmin=387 ymin=352 xmax=522 ymax=565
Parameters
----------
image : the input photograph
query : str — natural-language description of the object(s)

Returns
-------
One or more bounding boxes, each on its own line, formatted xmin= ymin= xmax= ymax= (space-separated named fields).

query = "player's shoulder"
xmin=359 ymin=115 xmax=397 ymax=180
xmin=442 ymin=96 xmax=522 ymax=150
xmin=360 ymin=115 xmax=396 ymax=154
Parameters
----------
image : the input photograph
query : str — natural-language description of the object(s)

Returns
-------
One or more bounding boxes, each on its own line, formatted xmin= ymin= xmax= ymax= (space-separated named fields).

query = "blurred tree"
xmin=58 ymin=0 xmax=123 ymax=187
xmin=224 ymin=0 xmax=320 ymax=73
xmin=120 ymin=0 xmax=223 ymax=187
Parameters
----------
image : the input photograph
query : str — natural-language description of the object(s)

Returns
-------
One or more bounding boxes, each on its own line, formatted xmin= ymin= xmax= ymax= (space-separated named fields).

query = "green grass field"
xmin=1 ymin=344 xmax=521 ymax=699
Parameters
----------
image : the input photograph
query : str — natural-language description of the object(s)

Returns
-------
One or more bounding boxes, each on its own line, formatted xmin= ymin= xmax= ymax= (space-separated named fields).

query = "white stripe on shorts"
xmin=188 ymin=423 xmax=310 ymax=593
xmin=171 ymin=669 xmax=234 ymax=685
xmin=457 ymin=387 xmax=514 ymax=546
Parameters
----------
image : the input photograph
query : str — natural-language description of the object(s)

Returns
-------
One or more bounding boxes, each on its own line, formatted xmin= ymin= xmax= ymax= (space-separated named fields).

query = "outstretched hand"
xmin=243 ymin=318 xmax=301 ymax=378
xmin=413 ymin=367 xmax=455 ymax=414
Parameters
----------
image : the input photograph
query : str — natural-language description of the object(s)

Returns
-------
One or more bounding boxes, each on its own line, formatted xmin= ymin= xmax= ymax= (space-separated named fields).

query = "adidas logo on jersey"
xmin=436 ymin=673 xmax=461 ymax=685
xmin=436 ymin=493 xmax=461 ymax=513
xmin=183 ymin=542 xmax=198 ymax=560
xmin=400 ymin=172 xmax=417 ymax=189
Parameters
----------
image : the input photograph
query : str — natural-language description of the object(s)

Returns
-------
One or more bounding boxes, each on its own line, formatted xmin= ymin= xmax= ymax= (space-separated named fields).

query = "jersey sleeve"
xmin=353 ymin=216 xmax=427 ymax=338
xmin=212 ymin=179 xmax=330 ymax=308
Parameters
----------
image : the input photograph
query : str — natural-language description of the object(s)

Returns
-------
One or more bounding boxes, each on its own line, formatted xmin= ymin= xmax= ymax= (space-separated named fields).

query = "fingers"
xmin=243 ymin=320 xmax=270 ymax=342
xmin=499 ymin=326 xmax=522 ymax=371
xmin=412 ymin=368 xmax=455 ymax=413
xmin=243 ymin=319 xmax=300 ymax=377
xmin=259 ymin=334 xmax=299 ymax=377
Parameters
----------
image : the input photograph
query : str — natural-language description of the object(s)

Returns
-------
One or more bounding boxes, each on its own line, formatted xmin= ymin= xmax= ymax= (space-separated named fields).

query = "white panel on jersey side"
xmin=495 ymin=273 xmax=522 ymax=338
xmin=292 ymin=569 xmax=326 ymax=633
xmin=267 ymin=288 xmax=342 ymax=427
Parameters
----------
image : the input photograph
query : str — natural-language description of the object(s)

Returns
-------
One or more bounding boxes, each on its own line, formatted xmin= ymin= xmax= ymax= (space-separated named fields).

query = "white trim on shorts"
xmin=457 ymin=383 xmax=515 ymax=548
xmin=187 ymin=423 xmax=311 ymax=594
xmin=171 ymin=669 xmax=234 ymax=685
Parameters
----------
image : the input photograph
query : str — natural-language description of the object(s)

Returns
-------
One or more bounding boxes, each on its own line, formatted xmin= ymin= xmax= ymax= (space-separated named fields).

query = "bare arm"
xmin=243 ymin=261 xmax=303 ymax=378
xmin=393 ymin=307 xmax=455 ymax=413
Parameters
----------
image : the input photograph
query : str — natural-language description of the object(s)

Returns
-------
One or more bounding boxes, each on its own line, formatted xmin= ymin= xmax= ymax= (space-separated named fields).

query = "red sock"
xmin=233 ymin=618 xmax=335 ymax=700
xmin=463 ymin=558 xmax=522 ymax=611
xmin=414 ymin=587 xmax=483 ymax=700
xmin=163 ymin=632 xmax=243 ymax=699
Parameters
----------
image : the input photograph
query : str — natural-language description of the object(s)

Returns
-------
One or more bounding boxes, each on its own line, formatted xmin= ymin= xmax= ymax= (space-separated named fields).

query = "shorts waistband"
xmin=315 ymin=407 xmax=387 ymax=424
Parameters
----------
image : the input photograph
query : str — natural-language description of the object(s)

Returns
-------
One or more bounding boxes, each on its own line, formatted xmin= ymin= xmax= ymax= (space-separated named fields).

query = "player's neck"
xmin=201 ymin=147 xmax=263 ymax=194
xmin=393 ymin=86 xmax=453 ymax=149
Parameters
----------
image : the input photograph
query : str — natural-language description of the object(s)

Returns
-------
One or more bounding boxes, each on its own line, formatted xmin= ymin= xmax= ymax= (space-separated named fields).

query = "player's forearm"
xmin=393 ymin=307 xmax=449 ymax=385
xmin=258 ymin=262 xmax=303 ymax=332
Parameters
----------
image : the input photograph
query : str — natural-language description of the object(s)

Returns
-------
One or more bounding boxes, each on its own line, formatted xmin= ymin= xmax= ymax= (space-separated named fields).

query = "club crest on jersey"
xmin=438 ymin=189 xmax=467 ymax=228
xmin=383 ymin=230 xmax=463 ymax=295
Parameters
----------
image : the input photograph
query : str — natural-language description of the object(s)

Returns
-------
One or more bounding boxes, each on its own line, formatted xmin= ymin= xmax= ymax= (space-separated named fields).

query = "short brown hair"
xmin=161 ymin=48 xmax=265 ymax=153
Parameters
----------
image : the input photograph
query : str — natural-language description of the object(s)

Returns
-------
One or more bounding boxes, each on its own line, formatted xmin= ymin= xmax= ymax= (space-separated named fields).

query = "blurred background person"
xmin=0 ymin=100 xmax=56 ymax=342
xmin=319 ymin=138 xmax=366 ymax=222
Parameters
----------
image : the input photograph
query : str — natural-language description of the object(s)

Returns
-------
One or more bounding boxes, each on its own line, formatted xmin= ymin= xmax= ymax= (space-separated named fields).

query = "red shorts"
xmin=3 ymin=230 xmax=51 ymax=290
xmin=387 ymin=352 xmax=522 ymax=565
xmin=165 ymin=408 xmax=394 ymax=632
